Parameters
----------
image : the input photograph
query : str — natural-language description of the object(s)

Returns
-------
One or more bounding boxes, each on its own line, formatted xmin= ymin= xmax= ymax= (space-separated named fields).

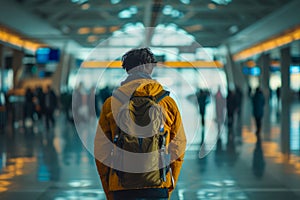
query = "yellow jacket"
xmin=94 ymin=78 xmax=186 ymax=199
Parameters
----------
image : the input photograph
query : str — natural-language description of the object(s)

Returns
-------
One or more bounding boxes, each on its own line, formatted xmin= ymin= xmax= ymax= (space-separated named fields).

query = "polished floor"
xmin=0 ymin=96 xmax=300 ymax=200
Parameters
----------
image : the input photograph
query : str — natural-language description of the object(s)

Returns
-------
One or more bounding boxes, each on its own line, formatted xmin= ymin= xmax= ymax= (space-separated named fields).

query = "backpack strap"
xmin=112 ymin=89 xmax=129 ymax=104
xmin=155 ymin=90 xmax=170 ymax=103
xmin=113 ymin=88 xmax=170 ymax=104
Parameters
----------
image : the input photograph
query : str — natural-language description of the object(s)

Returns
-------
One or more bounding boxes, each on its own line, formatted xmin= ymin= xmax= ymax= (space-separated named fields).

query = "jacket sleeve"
xmin=94 ymin=98 xmax=114 ymax=200
xmin=165 ymin=97 xmax=187 ymax=194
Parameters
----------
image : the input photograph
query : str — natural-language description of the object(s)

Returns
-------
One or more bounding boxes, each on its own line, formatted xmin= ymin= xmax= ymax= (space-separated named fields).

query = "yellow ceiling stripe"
xmin=0 ymin=27 xmax=44 ymax=52
xmin=81 ymin=60 xmax=223 ymax=68
xmin=234 ymin=26 xmax=300 ymax=61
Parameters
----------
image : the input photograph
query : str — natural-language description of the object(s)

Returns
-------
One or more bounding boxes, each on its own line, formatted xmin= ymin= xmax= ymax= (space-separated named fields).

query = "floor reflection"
xmin=252 ymin=140 xmax=266 ymax=178
xmin=0 ymin=97 xmax=299 ymax=199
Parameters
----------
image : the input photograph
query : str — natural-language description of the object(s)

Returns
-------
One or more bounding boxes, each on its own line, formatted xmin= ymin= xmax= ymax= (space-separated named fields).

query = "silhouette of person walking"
xmin=196 ymin=89 xmax=210 ymax=127
xmin=226 ymin=89 xmax=236 ymax=129
xmin=44 ymin=85 xmax=57 ymax=129
xmin=252 ymin=87 xmax=265 ymax=141
xmin=215 ymin=86 xmax=226 ymax=134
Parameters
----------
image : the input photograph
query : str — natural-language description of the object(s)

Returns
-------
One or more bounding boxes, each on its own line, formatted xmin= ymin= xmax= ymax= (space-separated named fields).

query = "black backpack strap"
xmin=155 ymin=90 xmax=170 ymax=103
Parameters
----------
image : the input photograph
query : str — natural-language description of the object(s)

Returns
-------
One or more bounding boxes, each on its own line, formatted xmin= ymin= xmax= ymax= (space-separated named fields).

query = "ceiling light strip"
xmin=81 ymin=60 xmax=223 ymax=68
xmin=0 ymin=29 xmax=43 ymax=52
xmin=233 ymin=27 xmax=300 ymax=61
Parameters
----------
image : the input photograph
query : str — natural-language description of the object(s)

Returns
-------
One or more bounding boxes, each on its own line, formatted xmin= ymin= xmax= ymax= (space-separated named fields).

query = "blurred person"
xmin=24 ymin=87 xmax=35 ymax=127
xmin=276 ymin=86 xmax=281 ymax=114
xmin=94 ymin=87 xmax=101 ymax=118
xmin=215 ymin=86 xmax=226 ymax=134
xmin=248 ymin=85 xmax=252 ymax=98
xmin=79 ymin=91 xmax=89 ymax=122
xmin=73 ymin=82 xmax=89 ymax=122
xmin=94 ymin=48 xmax=186 ymax=200
xmin=235 ymin=87 xmax=243 ymax=120
xmin=88 ymin=86 xmax=100 ymax=119
xmin=60 ymin=87 xmax=72 ymax=122
xmin=196 ymin=88 xmax=210 ymax=127
xmin=234 ymin=86 xmax=243 ymax=141
xmin=100 ymin=86 xmax=111 ymax=103
xmin=34 ymin=86 xmax=45 ymax=120
xmin=252 ymin=87 xmax=265 ymax=141
xmin=226 ymin=89 xmax=237 ymax=142
xmin=72 ymin=83 xmax=82 ymax=119
xmin=276 ymin=86 xmax=281 ymax=102
xmin=226 ymin=89 xmax=236 ymax=129
xmin=44 ymin=85 xmax=57 ymax=129
xmin=0 ymin=90 xmax=6 ymax=130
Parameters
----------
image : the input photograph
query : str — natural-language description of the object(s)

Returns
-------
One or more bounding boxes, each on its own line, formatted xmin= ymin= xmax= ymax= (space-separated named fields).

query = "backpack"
xmin=112 ymin=88 xmax=170 ymax=188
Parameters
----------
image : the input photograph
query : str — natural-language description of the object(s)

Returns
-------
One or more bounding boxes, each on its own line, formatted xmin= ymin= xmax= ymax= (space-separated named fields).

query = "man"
xmin=215 ymin=86 xmax=225 ymax=134
xmin=196 ymin=88 xmax=210 ymax=127
xmin=44 ymin=85 xmax=57 ymax=129
xmin=252 ymin=87 xmax=265 ymax=141
xmin=94 ymin=48 xmax=186 ymax=200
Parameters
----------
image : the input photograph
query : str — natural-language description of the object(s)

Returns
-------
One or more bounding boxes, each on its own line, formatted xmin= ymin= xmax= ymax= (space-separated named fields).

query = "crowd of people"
xmin=22 ymin=85 xmax=58 ymax=129
xmin=0 ymin=83 xmax=113 ymax=132
xmin=71 ymin=83 xmax=112 ymax=123
xmin=196 ymin=85 xmax=268 ymax=145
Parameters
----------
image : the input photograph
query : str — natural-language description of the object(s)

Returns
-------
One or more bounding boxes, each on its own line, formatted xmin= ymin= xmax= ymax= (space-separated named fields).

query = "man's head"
xmin=122 ymin=48 xmax=157 ymax=73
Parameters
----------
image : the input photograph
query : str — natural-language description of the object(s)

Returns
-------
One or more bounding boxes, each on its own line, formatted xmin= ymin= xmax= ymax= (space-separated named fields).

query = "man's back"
xmin=94 ymin=48 xmax=186 ymax=200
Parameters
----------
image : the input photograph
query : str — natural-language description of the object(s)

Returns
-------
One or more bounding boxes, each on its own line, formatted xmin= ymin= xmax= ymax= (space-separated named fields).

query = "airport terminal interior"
xmin=0 ymin=0 xmax=300 ymax=199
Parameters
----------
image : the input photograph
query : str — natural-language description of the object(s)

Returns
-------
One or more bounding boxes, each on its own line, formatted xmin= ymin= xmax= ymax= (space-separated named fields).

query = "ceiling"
xmin=0 ymin=0 xmax=299 ymax=56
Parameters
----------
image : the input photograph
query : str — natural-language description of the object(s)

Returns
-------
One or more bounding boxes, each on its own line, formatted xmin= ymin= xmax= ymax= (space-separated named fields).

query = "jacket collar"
xmin=121 ymin=71 xmax=152 ymax=86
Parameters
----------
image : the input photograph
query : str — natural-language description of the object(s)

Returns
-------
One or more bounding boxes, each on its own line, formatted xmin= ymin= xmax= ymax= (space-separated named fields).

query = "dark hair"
xmin=121 ymin=48 xmax=157 ymax=72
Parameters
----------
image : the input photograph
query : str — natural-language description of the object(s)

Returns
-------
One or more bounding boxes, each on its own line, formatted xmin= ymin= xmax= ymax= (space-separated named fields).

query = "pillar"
xmin=259 ymin=53 xmax=271 ymax=138
xmin=51 ymin=51 xmax=65 ymax=95
xmin=232 ymin=61 xmax=247 ymax=138
xmin=12 ymin=49 xmax=24 ymax=89
xmin=224 ymin=45 xmax=235 ymax=91
xmin=259 ymin=53 xmax=270 ymax=98
xmin=60 ymin=53 xmax=72 ymax=90
xmin=240 ymin=60 xmax=252 ymax=128
xmin=280 ymin=46 xmax=291 ymax=155
xmin=0 ymin=44 xmax=4 ymax=91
